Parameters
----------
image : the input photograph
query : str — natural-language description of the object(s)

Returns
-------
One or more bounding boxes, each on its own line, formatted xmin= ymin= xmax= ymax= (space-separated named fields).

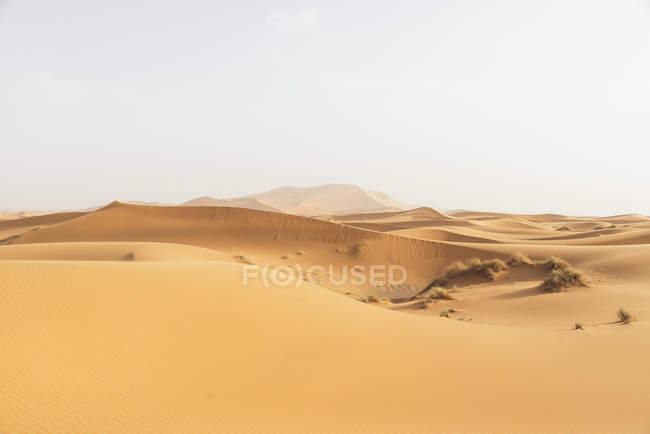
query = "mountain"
xmin=181 ymin=184 xmax=414 ymax=216
xmin=246 ymin=184 xmax=413 ymax=216
xmin=181 ymin=196 xmax=284 ymax=213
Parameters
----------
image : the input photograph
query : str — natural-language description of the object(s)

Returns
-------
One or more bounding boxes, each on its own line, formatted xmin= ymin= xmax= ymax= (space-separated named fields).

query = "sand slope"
xmin=0 ymin=242 xmax=229 ymax=262
xmin=8 ymin=202 xmax=501 ymax=294
xmin=2 ymin=203 xmax=650 ymax=433
xmin=1 ymin=261 xmax=649 ymax=433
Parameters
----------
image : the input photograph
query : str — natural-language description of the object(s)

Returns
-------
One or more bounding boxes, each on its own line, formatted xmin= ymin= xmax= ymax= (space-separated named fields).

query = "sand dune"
xmin=2 ymin=202 xmax=650 ymax=432
xmin=335 ymin=206 xmax=453 ymax=222
xmin=0 ymin=242 xmax=229 ymax=262
xmin=8 ymin=202 xmax=500 ymax=293
xmin=0 ymin=211 xmax=86 ymax=231
xmin=1 ymin=260 xmax=649 ymax=433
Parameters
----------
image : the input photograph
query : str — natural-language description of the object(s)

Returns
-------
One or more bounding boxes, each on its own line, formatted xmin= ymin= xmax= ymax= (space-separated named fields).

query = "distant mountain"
xmin=247 ymin=184 xmax=413 ymax=216
xmin=181 ymin=196 xmax=284 ymax=214
xmin=181 ymin=185 xmax=413 ymax=216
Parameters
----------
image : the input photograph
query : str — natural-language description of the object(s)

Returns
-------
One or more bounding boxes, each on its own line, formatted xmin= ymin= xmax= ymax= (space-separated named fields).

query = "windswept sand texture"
xmin=1 ymin=202 xmax=650 ymax=433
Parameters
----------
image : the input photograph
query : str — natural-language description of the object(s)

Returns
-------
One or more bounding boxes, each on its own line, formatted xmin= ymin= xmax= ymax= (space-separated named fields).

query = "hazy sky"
xmin=2 ymin=0 xmax=649 ymax=215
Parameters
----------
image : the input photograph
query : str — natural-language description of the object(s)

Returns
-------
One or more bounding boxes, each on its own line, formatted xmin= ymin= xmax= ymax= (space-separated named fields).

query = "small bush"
xmin=556 ymin=226 xmax=571 ymax=231
xmin=574 ymin=323 xmax=584 ymax=330
xmin=431 ymin=258 xmax=507 ymax=286
xmin=539 ymin=257 xmax=587 ymax=292
xmin=441 ymin=261 xmax=469 ymax=279
xmin=477 ymin=259 xmax=508 ymax=280
xmin=439 ymin=308 xmax=457 ymax=318
xmin=428 ymin=287 xmax=455 ymax=300
xmin=542 ymin=267 xmax=587 ymax=292
xmin=538 ymin=256 xmax=571 ymax=271
xmin=121 ymin=252 xmax=135 ymax=261
xmin=366 ymin=295 xmax=379 ymax=303
xmin=507 ymin=252 xmax=533 ymax=266
xmin=233 ymin=255 xmax=254 ymax=265
xmin=617 ymin=308 xmax=633 ymax=324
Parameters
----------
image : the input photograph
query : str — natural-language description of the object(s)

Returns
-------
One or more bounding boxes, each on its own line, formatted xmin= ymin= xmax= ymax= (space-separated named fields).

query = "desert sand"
xmin=1 ymin=199 xmax=649 ymax=433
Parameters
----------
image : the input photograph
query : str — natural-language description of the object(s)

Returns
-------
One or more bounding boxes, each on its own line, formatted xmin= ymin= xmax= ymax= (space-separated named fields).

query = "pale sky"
xmin=2 ymin=0 xmax=649 ymax=215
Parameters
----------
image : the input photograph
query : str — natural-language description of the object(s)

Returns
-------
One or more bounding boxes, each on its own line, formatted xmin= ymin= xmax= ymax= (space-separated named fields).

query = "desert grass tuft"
xmin=617 ymin=308 xmax=633 ymax=324
xmin=439 ymin=308 xmax=458 ymax=318
xmin=427 ymin=287 xmax=455 ymax=300
xmin=542 ymin=268 xmax=587 ymax=292
xmin=366 ymin=295 xmax=379 ymax=303
xmin=506 ymin=252 xmax=533 ymax=266
xmin=538 ymin=256 xmax=571 ymax=271
xmin=431 ymin=258 xmax=507 ymax=286
xmin=233 ymin=255 xmax=254 ymax=265
xmin=574 ymin=322 xmax=584 ymax=330
xmin=539 ymin=257 xmax=587 ymax=292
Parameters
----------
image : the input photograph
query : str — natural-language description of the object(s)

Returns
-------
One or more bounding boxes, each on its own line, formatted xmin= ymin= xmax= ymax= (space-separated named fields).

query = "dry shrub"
xmin=472 ymin=259 xmax=507 ymax=280
xmin=427 ymin=287 xmax=455 ymax=300
xmin=347 ymin=242 xmax=369 ymax=256
xmin=540 ymin=257 xmax=587 ymax=292
xmin=439 ymin=308 xmax=458 ymax=318
xmin=366 ymin=295 xmax=379 ymax=303
xmin=507 ymin=252 xmax=533 ymax=266
xmin=121 ymin=252 xmax=135 ymax=261
xmin=432 ymin=258 xmax=507 ymax=286
xmin=617 ymin=308 xmax=633 ymax=324
xmin=538 ymin=256 xmax=571 ymax=271
xmin=233 ymin=255 xmax=254 ymax=265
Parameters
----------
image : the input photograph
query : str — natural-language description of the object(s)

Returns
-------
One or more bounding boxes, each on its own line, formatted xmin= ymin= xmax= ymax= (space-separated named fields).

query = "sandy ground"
xmin=1 ymin=202 xmax=649 ymax=433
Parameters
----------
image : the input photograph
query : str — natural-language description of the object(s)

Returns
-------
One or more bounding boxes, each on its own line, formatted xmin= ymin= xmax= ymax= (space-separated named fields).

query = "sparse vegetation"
xmin=439 ymin=308 xmax=457 ymax=318
xmin=539 ymin=257 xmax=587 ymax=292
xmin=556 ymin=226 xmax=571 ymax=231
xmin=574 ymin=322 xmax=584 ymax=330
xmin=506 ymin=252 xmax=533 ymax=266
xmin=427 ymin=287 xmax=455 ymax=300
xmin=347 ymin=242 xmax=369 ymax=256
xmin=542 ymin=268 xmax=587 ymax=292
xmin=431 ymin=258 xmax=507 ymax=286
xmin=121 ymin=252 xmax=135 ymax=261
xmin=366 ymin=295 xmax=379 ymax=303
xmin=538 ymin=256 xmax=571 ymax=271
xmin=423 ymin=255 xmax=587 ymax=295
xmin=233 ymin=255 xmax=254 ymax=265
xmin=617 ymin=308 xmax=633 ymax=324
